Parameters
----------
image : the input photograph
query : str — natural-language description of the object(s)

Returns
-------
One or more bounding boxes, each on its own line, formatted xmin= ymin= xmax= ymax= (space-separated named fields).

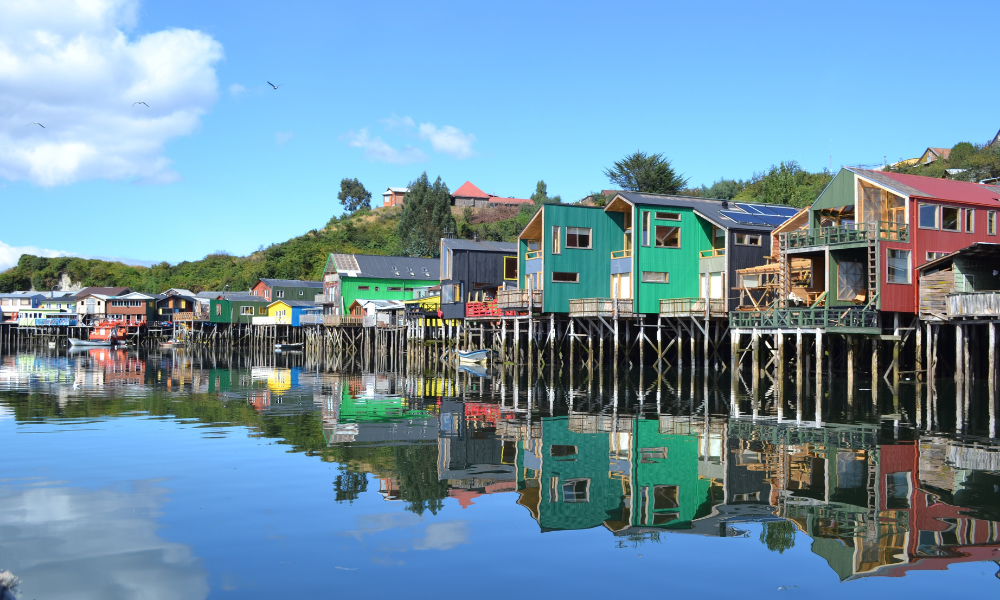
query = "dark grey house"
xmin=439 ymin=238 xmax=518 ymax=319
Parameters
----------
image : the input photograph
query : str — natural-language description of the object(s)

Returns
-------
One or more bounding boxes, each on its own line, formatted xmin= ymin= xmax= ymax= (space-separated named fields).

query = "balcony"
xmin=252 ymin=316 xmax=276 ymax=325
xmin=729 ymin=307 xmax=879 ymax=331
xmin=568 ymin=298 xmax=633 ymax=318
xmin=660 ymin=297 xmax=726 ymax=318
xmin=524 ymin=250 xmax=542 ymax=275
xmin=947 ymin=292 xmax=1000 ymax=318
xmin=699 ymin=248 xmax=726 ymax=258
xmin=784 ymin=221 xmax=908 ymax=250
xmin=497 ymin=289 xmax=543 ymax=311
xmin=610 ymin=249 xmax=632 ymax=275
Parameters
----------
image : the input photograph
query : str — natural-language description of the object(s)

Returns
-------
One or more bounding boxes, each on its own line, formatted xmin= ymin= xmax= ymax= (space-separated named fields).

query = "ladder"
xmin=866 ymin=224 xmax=879 ymax=308
xmin=777 ymin=232 xmax=790 ymax=308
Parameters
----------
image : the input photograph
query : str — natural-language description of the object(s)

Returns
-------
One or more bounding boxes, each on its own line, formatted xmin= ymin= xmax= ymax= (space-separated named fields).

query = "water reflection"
xmin=1 ymin=347 xmax=999 ymax=591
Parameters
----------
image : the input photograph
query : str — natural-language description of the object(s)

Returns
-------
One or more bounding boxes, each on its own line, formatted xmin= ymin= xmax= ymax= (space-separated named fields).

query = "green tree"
xmin=530 ymin=180 xmax=562 ymax=204
xmin=397 ymin=173 xmax=456 ymax=257
xmin=701 ymin=178 xmax=743 ymax=200
xmin=337 ymin=178 xmax=372 ymax=213
xmin=735 ymin=161 xmax=831 ymax=208
xmin=393 ymin=445 xmax=448 ymax=516
xmin=759 ymin=520 xmax=797 ymax=554
xmin=604 ymin=151 xmax=688 ymax=194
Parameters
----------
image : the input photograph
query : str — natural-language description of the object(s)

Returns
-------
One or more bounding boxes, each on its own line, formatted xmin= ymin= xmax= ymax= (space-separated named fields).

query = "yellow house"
xmin=266 ymin=300 xmax=315 ymax=326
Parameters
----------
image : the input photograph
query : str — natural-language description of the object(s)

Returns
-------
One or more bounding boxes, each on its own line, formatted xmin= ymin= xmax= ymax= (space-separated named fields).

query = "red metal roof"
xmin=452 ymin=181 xmax=489 ymax=198
xmin=858 ymin=169 xmax=1000 ymax=206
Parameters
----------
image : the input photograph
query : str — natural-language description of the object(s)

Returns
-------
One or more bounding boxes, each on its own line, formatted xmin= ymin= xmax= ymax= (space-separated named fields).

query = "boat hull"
xmin=456 ymin=350 xmax=490 ymax=364
xmin=69 ymin=338 xmax=113 ymax=347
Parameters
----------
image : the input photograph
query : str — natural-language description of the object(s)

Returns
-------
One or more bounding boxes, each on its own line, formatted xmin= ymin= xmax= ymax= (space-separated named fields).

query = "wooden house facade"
xmin=208 ymin=294 xmax=270 ymax=324
xmin=322 ymin=254 xmax=440 ymax=315
xmin=155 ymin=292 xmax=197 ymax=321
xmin=267 ymin=300 xmax=318 ymax=326
xmin=107 ymin=292 xmax=160 ymax=323
xmin=439 ymin=238 xmax=517 ymax=320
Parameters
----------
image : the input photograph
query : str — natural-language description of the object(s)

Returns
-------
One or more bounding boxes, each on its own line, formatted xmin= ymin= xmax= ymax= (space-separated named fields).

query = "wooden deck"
xmin=568 ymin=298 xmax=633 ymax=318
xmin=497 ymin=289 xmax=543 ymax=310
xmin=659 ymin=297 xmax=726 ymax=318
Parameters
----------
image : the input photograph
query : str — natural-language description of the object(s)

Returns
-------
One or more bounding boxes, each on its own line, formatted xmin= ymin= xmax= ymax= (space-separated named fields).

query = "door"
xmin=710 ymin=273 xmax=724 ymax=299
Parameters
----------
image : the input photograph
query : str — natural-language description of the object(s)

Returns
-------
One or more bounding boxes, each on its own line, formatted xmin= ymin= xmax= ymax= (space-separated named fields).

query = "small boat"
xmin=274 ymin=342 xmax=303 ymax=351
xmin=458 ymin=363 xmax=491 ymax=378
xmin=69 ymin=321 xmax=126 ymax=347
xmin=456 ymin=349 xmax=490 ymax=364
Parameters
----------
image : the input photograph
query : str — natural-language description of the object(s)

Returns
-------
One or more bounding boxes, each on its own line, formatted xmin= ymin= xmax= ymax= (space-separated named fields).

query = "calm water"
xmin=1 ymin=346 xmax=999 ymax=599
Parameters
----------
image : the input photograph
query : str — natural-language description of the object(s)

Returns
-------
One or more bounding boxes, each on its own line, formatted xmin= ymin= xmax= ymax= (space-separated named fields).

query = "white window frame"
xmin=886 ymin=249 xmax=912 ymax=285
xmin=918 ymin=203 xmax=939 ymax=230
xmin=565 ymin=227 xmax=592 ymax=249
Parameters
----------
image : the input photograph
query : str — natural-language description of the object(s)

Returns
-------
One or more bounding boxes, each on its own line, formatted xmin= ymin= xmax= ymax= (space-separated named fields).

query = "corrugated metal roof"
xmin=441 ymin=238 xmax=517 ymax=253
xmin=340 ymin=254 xmax=440 ymax=280
xmin=270 ymin=300 xmax=317 ymax=307
xmin=615 ymin=192 xmax=792 ymax=231
xmin=259 ymin=278 xmax=323 ymax=288
xmin=849 ymin=167 xmax=1000 ymax=206
xmin=917 ymin=242 xmax=1000 ymax=272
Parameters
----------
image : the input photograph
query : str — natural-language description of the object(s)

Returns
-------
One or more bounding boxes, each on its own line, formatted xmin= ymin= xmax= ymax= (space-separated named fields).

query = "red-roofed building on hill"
xmin=733 ymin=166 xmax=1000 ymax=331
xmin=452 ymin=180 xmax=532 ymax=208
xmin=918 ymin=147 xmax=952 ymax=165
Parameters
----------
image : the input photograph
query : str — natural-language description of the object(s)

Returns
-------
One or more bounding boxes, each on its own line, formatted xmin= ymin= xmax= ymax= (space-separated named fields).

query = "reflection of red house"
xmin=872 ymin=442 xmax=1000 ymax=578
xmin=248 ymin=390 xmax=271 ymax=411
xmin=379 ymin=478 xmax=401 ymax=501
xmin=464 ymin=402 xmax=500 ymax=427
xmin=447 ymin=481 xmax=518 ymax=509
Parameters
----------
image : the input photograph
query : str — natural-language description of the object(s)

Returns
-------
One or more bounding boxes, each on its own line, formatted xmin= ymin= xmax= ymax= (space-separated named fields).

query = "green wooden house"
xmin=515 ymin=204 xmax=625 ymax=313
xmin=207 ymin=293 xmax=270 ymax=324
xmin=603 ymin=193 xmax=797 ymax=315
xmin=322 ymin=254 xmax=440 ymax=315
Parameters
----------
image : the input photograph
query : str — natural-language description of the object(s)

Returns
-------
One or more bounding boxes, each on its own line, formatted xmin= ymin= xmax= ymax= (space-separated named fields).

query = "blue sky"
xmin=2 ymin=0 xmax=998 ymax=269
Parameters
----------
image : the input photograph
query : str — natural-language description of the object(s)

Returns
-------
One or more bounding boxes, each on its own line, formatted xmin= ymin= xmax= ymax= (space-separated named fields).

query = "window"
xmin=655 ymin=212 xmax=681 ymax=221
xmin=990 ymin=211 xmax=997 ymax=235
xmin=276 ymin=290 xmax=285 ymax=298
xmin=642 ymin=212 xmax=650 ymax=246
xmin=642 ymin=271 xmax=669 ymax=283
xmin=357 ymin=285 xmax=370 ymax=291
xmin=654 ymin=226 xmax=680 ymax=248
xmin=741 ymin=274 xmax=760 ymax=288
xmin=652 ymin=485 xmax=679 ymax=509
xmin=640 ymin=447 xmax=667 ymax=462
xmin=441 ymin=284 xmax=459 ymax=304
xmin=550 ymin=445 xmax=578 ymax=457
xmin=941 ymin=207 xmax=960 ymax=231
xmin=240 ymin=306 xmax=254 ymax=315
xmin=552 ymin=226 xmax=561 ymax=254
xmin=926 ymin=251 xmax=949 ymax=261
xmin=552 ymin=272 xmax=579 ymax=283
xmin=374 ymin=286 xmax=379 ymax=292
xmin=734 ymin=233 xmax=762 ymax=246
xmin=837 ymin=261 xmax=865 ymax=301
xmin=887 ymin=249 xmax=911 ymax=284
xmin=566 ymin=227 xmax=591 ymax=249
xmin=387 ymin=286 xmax=402 ymax=292
xmin=965 ymin=208 xmax=975 ymax=233
xmin=918 ymin=204 xmax=938 ymax=229
xmin=886 ymin=472 xmax=911 ymax=509
xmin=562 ymin=479 xmax=590 ymax=503
xmin=503 ymin=256 xmax=518 ymax=280
xmin=215 ymin=304 xmax=221 ymax=316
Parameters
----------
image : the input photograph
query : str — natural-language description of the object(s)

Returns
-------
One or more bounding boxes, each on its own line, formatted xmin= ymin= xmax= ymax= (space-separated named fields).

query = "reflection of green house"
xmin=515 ymin=416 xmax=719 ymax=533
xmin=623 ymin=418 xmax=717 ymax=529
xmin=337 ymin=386 xmax=430 ymax=423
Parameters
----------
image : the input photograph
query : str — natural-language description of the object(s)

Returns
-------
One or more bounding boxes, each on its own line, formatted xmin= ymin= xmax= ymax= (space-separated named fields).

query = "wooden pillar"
xmin=815 ymin=329 xmax=823 ymax=406
xmin=956 ymin=323 xmax=965 ymax=389
xmin=915 ymin=322 xmax=923 ymax=383
xmin=751 ymin=330 xmax=759 ymax=398
xmin=846 ymin=336 xmax=855 ymax=408
xmin=730 ymin=329 xmax=740 ymax=392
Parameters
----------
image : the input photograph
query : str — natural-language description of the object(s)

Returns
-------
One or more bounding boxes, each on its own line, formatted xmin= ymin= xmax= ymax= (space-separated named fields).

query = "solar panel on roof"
xmin=766 ymin=206 xmax=799 ymax=217
xmin=736 ymin=204 xmax=769 ymax=215
xmin=721 ymin=210 xmax=765 ymax=225
xmin=756 ymin=215 xmax=788 ymax=226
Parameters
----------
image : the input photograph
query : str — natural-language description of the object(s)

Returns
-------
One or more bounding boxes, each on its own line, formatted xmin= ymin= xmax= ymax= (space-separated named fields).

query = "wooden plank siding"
xmin=632 ymin=206 xmax=713 ymax=314
xmin=919 ymin=269 xmax=953 ymax=319
xmin=440 ymin=244 xmax=515 ymax=320
xmin=727 ymin=234 xmax=771 ymax=311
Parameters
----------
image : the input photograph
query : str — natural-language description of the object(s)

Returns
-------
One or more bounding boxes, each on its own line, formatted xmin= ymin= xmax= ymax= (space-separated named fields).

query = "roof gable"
xmin=452 ymin=181 xmax=489 ymax=198
xmin=849 ymin=168 xmax=1000 ymax=206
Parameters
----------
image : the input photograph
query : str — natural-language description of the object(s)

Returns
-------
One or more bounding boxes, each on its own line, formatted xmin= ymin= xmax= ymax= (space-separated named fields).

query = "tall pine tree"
xmin=397 ymin=173 xmax=456 ymax=257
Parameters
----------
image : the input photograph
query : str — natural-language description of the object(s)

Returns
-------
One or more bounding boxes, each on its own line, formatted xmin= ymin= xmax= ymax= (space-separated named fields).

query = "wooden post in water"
xmin=815 ymin=329 xmax=823 ymax=405
xmin=956 ymin=323 xmax=965 ymax=392
xmin=776 ymin=331 xmax=785 ymax=403
xmin=846 ymin=336 xmax=855 ymax=408
xmin=751 ymin=330 xmax=759 ymax=398
xmin=731 ymin=329 xmax=740 ymax=392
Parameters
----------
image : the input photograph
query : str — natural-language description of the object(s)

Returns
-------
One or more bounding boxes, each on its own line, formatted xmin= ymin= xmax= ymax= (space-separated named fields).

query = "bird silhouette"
xmin=133 ymin=101 xmax=149 ymax=107
xmin=26 ymin=122 xmax=45 ymax=128
xmin=267 ymin=81 xmax=282 ymax=90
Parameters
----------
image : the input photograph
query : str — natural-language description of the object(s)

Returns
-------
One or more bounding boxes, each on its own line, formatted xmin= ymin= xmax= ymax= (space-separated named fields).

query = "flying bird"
xmin=27 ymin=122 xmax=45 ymax=128
xmin=133 ymin=101 xmax=149 ymax=107
xmin=267 ymin=81 xmax=282 ymax=90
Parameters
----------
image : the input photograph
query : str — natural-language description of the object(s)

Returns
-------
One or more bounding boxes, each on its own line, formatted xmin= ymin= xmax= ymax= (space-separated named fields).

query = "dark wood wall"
xmin=728 ymin=231 xmax=772 ymax=311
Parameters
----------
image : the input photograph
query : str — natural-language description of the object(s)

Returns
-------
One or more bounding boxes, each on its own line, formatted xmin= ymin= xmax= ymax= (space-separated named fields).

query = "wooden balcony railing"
xmin=525 ymin=250 xmax=542 ymax=260
xmin=659 ymin=297 xmax=726 ymax=317
xmin=568 ymin=298 xmax=634 ymax=318
xmin=947 ymin=292 xmax=1000 ymax=317
xmin=699 ymin=248 xmax=725 ymax=258
xmin=611 ymin=249 xmax=632 ymax=259
xmin=497 ymin=289 xmax=543 ymax=310
xmin=729 ymin=307 xmax=879 ymax=330
xmin=174 ymin=312 xmax=197 ymax=321
xmin=784 ymin=221 xmax=909 ymax=249
xmin=252 ymin=316 xmax=276 ymax=325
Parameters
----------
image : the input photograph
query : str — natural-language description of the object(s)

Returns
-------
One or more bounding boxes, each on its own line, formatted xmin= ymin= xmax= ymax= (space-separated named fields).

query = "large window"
xmin=503 ymin=256 xmax=518 ymax=280
xmin=837 ymin=261 xmax=865 ymax=301
xmin=562 ymin=479 xmax=590 ymax=503
xmin=654 ymin=226 xmax=680 ymax=248
xmin=990 ymin=211 xmax=997 ymax=235
xmin=552 ymin=272 xmax=579 ymax=283
xmin=918 ymin=204 xmax=938 ymax=229
xmin=441 ymin=283 xmax=460 ymax=304
xmin=642 ymin=271 xmax=669 ymax=283
xmin=550 ymin=445 xmax=578 ymax=457
xmin=941 ymin=207 xmax=960 ymax=231
xmin=551 ymin=226 xmax=561 ymax=254
xmin=887 ymin=249 xmax=911 ymax=284
xmin=566 ymin=227 xmax=591 ymax=249
xmin=965 ymin=208 xmax=975 ymax=233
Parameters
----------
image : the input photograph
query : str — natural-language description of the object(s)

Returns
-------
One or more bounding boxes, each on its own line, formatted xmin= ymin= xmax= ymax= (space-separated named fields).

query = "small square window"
xmin=566 ymin=227 xmax=591 ymax=249
xmin=926 ymin=251 xmax=949 ymax=261
xmin=654 ymin=226 xmax=680 ymax=248
xmin=941 ymin=207 xmax=960 ymax=231
xmin=655 ymin=212 xmax=681 ymax=221
xmin=918 ymin=204 xmax=938 ymax=229
xmin=276 ymin=290 xmax=285 ymax=298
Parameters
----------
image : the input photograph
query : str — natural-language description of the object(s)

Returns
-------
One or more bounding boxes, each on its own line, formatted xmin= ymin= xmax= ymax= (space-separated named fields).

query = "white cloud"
xmin=342 ymin=128 xmax=427 ymax=165
xmin=413 ymin=521 xmax=469 ymax=551
xmin=379 ymin=114 xmax=415 ymax=130
xmin=275 ymin=130 xmax=293 ymax=145
xmin=417 ymin=123 xmax=476 ymax=159
xmin=228 ymin=83 xmax=246 ymax=95
xmin=0 ymin=481 xmax=209 ymax=599
xmin=0 ymin=0 xmax=223 ymax=186
xmin=0 ymin=241 xmax=74 ymax=271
